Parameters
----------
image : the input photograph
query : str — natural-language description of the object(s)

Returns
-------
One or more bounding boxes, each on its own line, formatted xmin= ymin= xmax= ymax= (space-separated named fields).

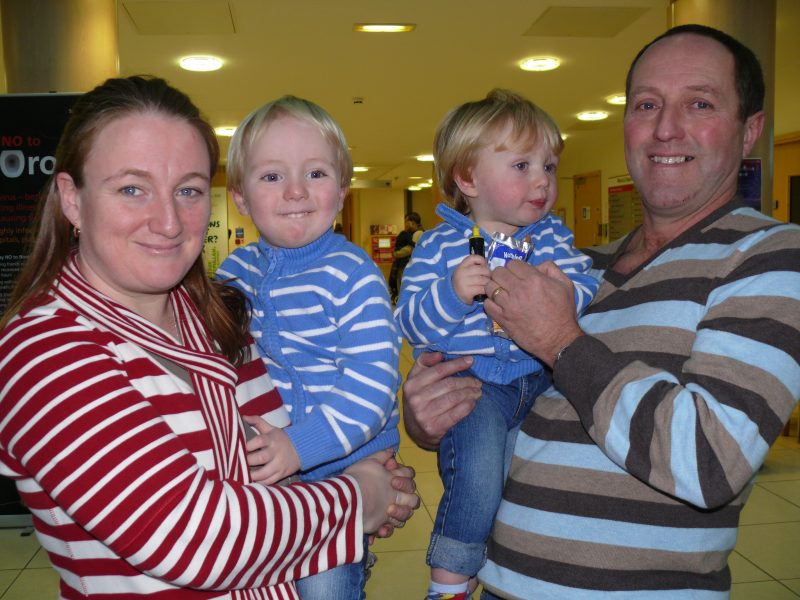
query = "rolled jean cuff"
xmin=426 ymin=532 xmax=487 ymax=576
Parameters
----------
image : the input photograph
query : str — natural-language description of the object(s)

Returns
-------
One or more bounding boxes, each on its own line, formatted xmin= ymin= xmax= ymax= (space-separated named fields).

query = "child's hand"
xmin=452 ymin=255 xmax=491 ymax=304
xmin=243 ymin=415 xmax=301 ymax=485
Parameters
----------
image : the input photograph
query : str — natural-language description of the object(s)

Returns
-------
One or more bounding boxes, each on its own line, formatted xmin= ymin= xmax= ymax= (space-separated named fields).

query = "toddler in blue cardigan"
xmin=216 ymin=96 xmax=400 ymax=600
xmin=394 ymin=89 xmax=599 ymax=600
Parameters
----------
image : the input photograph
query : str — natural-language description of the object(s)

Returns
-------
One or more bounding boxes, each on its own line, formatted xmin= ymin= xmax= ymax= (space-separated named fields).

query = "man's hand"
xmin=485 ymin=260 xmax=584 ymax=367
xmin=402 ymin=352 xmax=481 ymax=450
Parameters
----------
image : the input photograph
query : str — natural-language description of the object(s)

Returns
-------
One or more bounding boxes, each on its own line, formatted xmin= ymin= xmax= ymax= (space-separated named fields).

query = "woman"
xmin=0 ymin=76 xmax=417 ymax=599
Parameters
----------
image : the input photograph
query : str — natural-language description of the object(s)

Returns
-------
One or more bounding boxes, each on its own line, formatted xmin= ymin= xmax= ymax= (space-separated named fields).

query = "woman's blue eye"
xmin=264 ymin=173 xmax=279 ymax=182
xmin=309 ymin=169 xmax=326 ymax=179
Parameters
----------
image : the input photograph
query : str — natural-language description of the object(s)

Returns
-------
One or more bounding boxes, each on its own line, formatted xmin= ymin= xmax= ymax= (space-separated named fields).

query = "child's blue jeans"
xmin=426 ymin=371 xmax=549 ymax=577
xmin=296 ymin=533 xmax=369 ymax=600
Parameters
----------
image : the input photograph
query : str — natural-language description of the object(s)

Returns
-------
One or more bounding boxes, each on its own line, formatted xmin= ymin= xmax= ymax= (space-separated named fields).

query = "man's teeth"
xmin=650 ymin=155 xmax=692 ymax=164
xmin=285 ymin=212 xmax=309 ymax=218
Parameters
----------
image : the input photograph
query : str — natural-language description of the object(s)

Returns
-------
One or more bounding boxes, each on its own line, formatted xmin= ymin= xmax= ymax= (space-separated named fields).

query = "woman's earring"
xmin=73 ymin=225 xmax=80 ymax=239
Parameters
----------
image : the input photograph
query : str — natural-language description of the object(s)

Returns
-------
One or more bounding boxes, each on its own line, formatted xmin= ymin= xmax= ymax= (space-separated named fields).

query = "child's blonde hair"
xmin=434 ymin=88 xmax=564 ymax=214
xmin=227 ymin=95 xmax=353 ymax=192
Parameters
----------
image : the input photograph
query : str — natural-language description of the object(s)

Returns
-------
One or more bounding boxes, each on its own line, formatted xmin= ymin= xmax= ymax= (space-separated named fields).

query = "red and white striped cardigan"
xmin=0 ymin=257 xmax=362 ymax=599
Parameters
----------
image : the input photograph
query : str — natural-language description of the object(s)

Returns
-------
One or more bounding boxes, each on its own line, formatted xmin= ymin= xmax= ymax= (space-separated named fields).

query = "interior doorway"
xmin=573 ymin=171 xmax=602 ymax=248
xmin=790 ymin=175 xmax=800 ymax=225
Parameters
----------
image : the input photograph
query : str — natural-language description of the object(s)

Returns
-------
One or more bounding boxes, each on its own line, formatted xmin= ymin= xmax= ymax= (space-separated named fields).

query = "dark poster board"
xmin=1 ymin=93 xmax=79 ymax=525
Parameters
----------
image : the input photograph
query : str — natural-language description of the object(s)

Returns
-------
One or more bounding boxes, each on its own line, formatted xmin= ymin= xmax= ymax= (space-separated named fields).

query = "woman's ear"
xmin=56 ymin=172 xmax=81 ymax=228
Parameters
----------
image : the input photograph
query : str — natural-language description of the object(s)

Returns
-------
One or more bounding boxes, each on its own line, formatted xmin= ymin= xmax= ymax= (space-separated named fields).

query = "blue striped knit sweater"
xmin=217 ymin=228 xmax=400 ymax=480
xmin=395 ymin=203 xmax=599 ymax=384
xmin=480 ymin=202 xmax=800 ymax=598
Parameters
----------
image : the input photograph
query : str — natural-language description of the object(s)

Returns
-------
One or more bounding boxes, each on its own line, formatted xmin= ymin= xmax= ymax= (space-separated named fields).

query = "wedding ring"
xmin=491 ymin=286 xmax=505 ymax=300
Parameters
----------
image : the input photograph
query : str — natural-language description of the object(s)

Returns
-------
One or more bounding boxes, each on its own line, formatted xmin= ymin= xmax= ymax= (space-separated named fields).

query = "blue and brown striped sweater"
xmin=481 ymin=201 xmax=800 ymax=599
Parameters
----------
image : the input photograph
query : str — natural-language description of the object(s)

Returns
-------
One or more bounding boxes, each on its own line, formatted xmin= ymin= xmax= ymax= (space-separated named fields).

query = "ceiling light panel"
xmin=354 ymin=23 xmax=415 ymax=33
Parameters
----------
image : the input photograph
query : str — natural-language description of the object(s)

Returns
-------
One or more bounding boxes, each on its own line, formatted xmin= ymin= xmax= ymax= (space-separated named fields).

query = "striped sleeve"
xmin=394 ymin=225 xmax=491 ymax=352
xmin=0 ymin=313 xmax=361 ymax=593
xmin=557 ymin=220 xmax=800 ymax=508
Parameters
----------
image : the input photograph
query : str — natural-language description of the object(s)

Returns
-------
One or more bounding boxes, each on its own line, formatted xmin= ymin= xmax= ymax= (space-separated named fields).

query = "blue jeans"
xmin=296 ymin=534 xmax=369 ymax=600
xmin=427 ymin=372 xmax=549 ymax=577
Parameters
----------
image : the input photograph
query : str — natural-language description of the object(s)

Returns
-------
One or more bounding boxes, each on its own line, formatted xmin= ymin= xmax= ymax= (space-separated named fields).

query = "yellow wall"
xmin=226 ymin=189 xmax=260 ymax=253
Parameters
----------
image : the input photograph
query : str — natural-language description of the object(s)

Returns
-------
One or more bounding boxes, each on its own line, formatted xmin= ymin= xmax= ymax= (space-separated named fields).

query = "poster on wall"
xmin=0 ymin=93 xmax=80 ymax=525
xmin=738 ymin=158 xmax=761 ymax=210
xmin=0 ymin=93 xmax=80 ymax=315
xmin=607 ymin=174 xmax=643 ymax=241
xmin=203 ymin=187 xmax=228 ymax=277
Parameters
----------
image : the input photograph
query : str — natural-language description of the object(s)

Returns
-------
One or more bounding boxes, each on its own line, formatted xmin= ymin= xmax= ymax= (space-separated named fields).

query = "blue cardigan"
xmin=218 ymin=228 xmax=400 ymax=480
xmin=395 ymin=203 xmax=598 ymax=384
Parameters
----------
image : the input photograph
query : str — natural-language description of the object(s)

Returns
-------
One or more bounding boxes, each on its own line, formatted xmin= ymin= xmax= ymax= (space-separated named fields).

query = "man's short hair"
xmin=405 ymin=212 xmax=422 ymax=226
xmin=625 ymin=24 xmax=765 ymax=121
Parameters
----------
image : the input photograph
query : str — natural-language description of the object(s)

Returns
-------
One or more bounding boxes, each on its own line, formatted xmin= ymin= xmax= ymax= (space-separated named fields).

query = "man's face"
xmin=624 ymin=34 xmax=763 ymax=222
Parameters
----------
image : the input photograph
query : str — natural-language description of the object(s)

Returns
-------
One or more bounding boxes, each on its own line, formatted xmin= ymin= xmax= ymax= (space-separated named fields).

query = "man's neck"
xmin=615 ymin=192 xmax=735 ymax=275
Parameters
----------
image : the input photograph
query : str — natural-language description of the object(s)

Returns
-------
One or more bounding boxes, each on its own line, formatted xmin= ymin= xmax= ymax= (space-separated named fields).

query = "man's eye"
xmin=120 ymin=186 xmax=141 ymax=196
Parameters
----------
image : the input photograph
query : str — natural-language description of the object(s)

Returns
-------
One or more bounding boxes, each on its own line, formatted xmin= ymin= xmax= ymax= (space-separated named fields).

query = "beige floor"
xmin=2 ymin=344 xmax=799 ymax=599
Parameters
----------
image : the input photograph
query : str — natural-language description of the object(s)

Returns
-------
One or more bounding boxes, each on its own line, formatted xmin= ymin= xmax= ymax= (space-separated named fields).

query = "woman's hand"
xmin=345 ymin=450 xmax=420 ymax=534
xmin=402 ymin=352 xmax=481 ymax=450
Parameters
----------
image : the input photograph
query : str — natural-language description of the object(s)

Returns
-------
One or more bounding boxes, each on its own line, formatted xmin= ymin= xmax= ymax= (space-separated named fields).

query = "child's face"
xmin=457 ymin=122 xmax=559 ymax=235
xmin=232 ymin=115 xmax=347 ymax=249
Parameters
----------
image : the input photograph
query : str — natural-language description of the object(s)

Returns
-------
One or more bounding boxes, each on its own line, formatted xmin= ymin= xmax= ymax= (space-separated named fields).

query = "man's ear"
xmin=231 ymin=188 xmax=250 ymax=216
xmin=56 ymin=172 xmax=81 ymax=228
xmin=454 ymin=168 xmax=478 ymax=199
xmin=742 ymin=110 xmax=765 ymax=158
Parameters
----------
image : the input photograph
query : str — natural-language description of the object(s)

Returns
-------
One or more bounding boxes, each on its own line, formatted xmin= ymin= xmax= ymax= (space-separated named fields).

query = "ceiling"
xmin=5 ymin=0 xmax=800 ymax=189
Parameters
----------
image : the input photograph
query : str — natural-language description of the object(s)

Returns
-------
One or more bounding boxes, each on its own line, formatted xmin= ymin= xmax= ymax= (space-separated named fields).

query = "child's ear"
xmin=231 ymin=189 xmax=250 ymax=216
xmin=454 ymin=168 xmax=478 ymax=199
xmin=337 ymin=185 xmax=349 ymax=211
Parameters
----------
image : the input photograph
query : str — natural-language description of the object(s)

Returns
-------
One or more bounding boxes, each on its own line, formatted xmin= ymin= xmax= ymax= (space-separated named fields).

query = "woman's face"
xmin=58 ymin=112 xmax=211 ymax=313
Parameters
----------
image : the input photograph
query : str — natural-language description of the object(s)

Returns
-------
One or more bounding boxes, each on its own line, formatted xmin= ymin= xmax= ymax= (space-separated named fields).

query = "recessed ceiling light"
xmin=519 ymin=57 xmax=560 ymax=72
xmin=353 ymin=166 xmax=369 ymax=172
xmin=408 ymin=185 xmax=422 ymax=191
xmin=418 ymin=182 xmax=432 ymax=188
xmin=354 ymin=23 xmax=415 ymax=33
xmin=416 ymin=154 xmax=434 ymax=162
xmin=179 ymin=55 xmax=223 ymax=72
xmin=561 ymin=133 xmax=569 ymax=140
xmin=577 ymin=110 xmax=609 ymax=121
xmin=606 ymin=94 xmax=626 ymax=105
xmin=214 ymin=126 xmax=237 ymax=137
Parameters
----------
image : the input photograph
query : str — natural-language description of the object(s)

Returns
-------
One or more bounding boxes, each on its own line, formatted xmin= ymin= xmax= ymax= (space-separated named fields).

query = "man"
xmin=403 ymin=24 xmax=800 ymax=599
xmin=389 ymin=212 xmax=424 ymax=302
